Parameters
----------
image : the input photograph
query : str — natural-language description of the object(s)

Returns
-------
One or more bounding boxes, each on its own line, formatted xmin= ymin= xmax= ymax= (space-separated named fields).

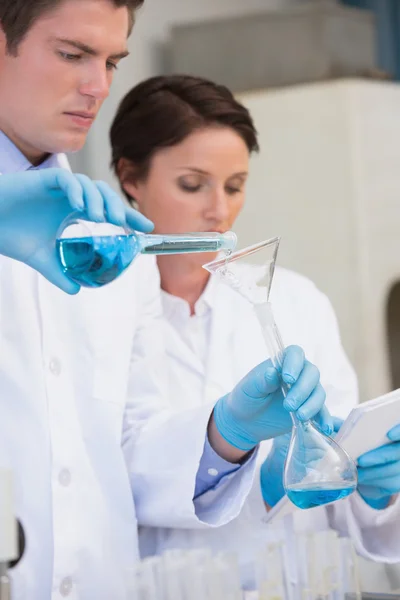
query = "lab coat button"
xmin=59 ymin=469 xmax=71 ymax=487
xmin=207 ymin=468 xmax=219 ymax=477
xmin=60 ymin=576 xmax=73 ymax=596
xmin=49 ymin=358 xmax=62 ymax=376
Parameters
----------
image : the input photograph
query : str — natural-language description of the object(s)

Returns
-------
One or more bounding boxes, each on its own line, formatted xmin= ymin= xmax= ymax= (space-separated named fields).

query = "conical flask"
xmin=203 ymin=237 xmax=358 ymax=509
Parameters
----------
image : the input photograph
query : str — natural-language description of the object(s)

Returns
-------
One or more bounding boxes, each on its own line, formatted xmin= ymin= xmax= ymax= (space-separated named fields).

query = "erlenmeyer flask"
xmin=203 ymin=237 xmax=358 ymax=509
xmin=57 ymin=213 xmax=237 ymax=288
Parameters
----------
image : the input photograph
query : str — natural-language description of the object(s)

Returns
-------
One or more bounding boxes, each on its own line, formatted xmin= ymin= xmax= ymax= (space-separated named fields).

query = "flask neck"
xmin=136 ymin=231 xmax=237 ymax=256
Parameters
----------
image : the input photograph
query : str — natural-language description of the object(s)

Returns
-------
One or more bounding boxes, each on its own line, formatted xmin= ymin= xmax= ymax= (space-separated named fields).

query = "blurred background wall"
xmin=69 ymin=0 xmax=299 ymax=180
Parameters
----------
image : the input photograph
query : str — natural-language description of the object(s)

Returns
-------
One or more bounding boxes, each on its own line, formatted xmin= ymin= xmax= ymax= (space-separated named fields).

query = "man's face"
xmin=0 ymin=0 xmax=130 ymax=162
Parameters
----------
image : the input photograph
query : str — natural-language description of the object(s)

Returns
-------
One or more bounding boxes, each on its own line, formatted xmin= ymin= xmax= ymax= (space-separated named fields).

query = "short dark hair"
xmin=0 ymin=0 xmax=144 ymax=54
xmin=110 ymin=74 xmax=259 ymax=199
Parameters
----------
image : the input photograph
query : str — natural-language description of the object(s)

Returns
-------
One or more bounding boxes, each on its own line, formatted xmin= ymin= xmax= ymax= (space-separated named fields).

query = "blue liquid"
xmin=57 ymin=235 xmax=139 ymax=288
xmin=286 ymin=482 xmax=356 ymax=509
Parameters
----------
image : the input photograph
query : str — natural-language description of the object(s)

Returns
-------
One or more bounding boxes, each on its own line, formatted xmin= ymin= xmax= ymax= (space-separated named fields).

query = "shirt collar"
xmin=161 ymin=273 xmax=219 ymax=323
xmin=0 ymin=130 xmax=66 ymax=174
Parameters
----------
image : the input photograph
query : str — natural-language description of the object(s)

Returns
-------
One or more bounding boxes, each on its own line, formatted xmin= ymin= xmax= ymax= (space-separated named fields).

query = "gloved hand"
xmin=356 ymin=422 xmax=400 ymax=510
xmin=260 ymin=432 xmax=290 ymax=507
xmin=214 ymin=345 xmax=332 ymax=452
xmin=260 ymin=413 xmax=342 ymax=507
xmin=331 ymin=418 xmax=400 ymax=510
xmin=0 ymin=169 xmax=153 ymax=294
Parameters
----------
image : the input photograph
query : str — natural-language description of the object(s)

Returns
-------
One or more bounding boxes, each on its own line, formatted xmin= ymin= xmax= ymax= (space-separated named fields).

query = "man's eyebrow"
xmin=52 ymin=37 xmax=129 ymax=60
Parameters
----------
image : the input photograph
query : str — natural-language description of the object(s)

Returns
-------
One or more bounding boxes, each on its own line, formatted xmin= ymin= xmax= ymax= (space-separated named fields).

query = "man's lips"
xmin=64 ymin=111 xmax=96 ymax=128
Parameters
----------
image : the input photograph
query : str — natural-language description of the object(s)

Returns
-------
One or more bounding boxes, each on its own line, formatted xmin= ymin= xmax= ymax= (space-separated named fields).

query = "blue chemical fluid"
xmin=57 ymin=235 xmax=139 ymax=287
xmin=286 ymin=482 xmax=356 ymax=509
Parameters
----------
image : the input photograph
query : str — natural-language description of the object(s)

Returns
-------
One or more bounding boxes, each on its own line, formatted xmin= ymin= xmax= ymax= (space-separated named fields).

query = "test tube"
xmin=312 ymin=530 xmax=341 ymax=600
xmin=205 ymin=552 xmax=242 ymax=600
xmin=338 ymin=538 xmax=361 ymax=600
xmin=256 ymin=543 xmax=286 ymax=600
xmin=295 ymin=532 xmax=319 ymax=600
xmin=161 ymin=548 xmax=213 ymax=600
xmin=130 ymin=557 xmax=162 ymax=600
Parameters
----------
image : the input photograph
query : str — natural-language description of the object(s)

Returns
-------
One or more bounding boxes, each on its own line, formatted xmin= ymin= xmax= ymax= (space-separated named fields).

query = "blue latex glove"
xmin=357 ymin=422 xmax=400 ymax=510
xmin=260 ymin=412 xmax=342 ymax=507
xmin=214 ymin=345 xmax=332 ymax=452
xmin=260 ymin=432 xmax=290 ymax=507
xmin=0 ymin=169 xmax=153 ymax=294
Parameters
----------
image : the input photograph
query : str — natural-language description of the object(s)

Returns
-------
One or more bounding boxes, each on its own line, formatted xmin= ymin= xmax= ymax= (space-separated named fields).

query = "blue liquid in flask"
xmin=286 ymin=482 xmax=356 ymax=509
xmin=57 ymin=235 xmax=139 ymax=288
xmin=57 ymin=229 xmax=237 ymax=288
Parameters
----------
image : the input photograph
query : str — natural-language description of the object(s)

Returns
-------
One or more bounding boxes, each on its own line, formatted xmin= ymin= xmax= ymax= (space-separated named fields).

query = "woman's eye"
xmin=179 ymin=182 xmax=202 ymax=193
xmin=226 ymin=186 xmax=242 ymax=195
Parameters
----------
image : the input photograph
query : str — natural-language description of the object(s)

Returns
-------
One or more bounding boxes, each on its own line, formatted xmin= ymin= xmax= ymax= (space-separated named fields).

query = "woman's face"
xmin=120 ymin=126 xmax=250 ymax=237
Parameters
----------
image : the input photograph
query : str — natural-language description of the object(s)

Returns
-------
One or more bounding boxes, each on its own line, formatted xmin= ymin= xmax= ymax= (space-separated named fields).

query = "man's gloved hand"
xmin=214 ymin=345 xmax=332 ymax=452
xmin=356 ymin=422 xmax=400 ymax=510
xmin=0 ymin=169 xmax=153 ymax=294
xmin=260 ymin=413 xmax=342 ymax=508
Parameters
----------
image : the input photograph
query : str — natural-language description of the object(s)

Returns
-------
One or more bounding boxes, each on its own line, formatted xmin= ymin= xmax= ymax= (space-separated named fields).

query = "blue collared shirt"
xmin=0 ymin=130 xmax=63 ymax=174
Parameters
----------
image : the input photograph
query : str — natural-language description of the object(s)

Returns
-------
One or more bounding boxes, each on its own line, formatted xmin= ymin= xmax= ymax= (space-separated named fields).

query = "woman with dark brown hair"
xmin=110 ymin=74 xmax=400 ymax=588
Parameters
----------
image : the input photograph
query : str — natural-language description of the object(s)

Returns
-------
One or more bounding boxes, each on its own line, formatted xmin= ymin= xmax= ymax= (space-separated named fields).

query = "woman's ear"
xmin=117 ymin=158 xmax=141 ymax=205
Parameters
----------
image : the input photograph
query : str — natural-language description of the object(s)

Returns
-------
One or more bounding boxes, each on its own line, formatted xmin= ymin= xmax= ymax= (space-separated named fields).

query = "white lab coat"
xmin=139 ymin=265 xmax=400 ymax=586
xmin=0 ymin=167 xmax=258 ymax=598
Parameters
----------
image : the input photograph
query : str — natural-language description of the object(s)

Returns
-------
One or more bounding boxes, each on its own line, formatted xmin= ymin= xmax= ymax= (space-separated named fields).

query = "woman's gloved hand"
xmin=213 ymin=345 xmax=332 ymax=452
xmin=0 ymin=169 xmax=153 ymax=294
xmin=260 ymin=432 xmax=290 ymax=508
xmin=260 ymin=413 xmax=340 ymax=508
xmin=328 ymin=418 xmax=400 ymax=510
xmin=357 ymin=422 xmax=400 ymax=509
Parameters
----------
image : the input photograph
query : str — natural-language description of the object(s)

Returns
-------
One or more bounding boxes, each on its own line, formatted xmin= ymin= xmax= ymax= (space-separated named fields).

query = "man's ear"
xmin=0 ymin=22 xmax=9 ymax=60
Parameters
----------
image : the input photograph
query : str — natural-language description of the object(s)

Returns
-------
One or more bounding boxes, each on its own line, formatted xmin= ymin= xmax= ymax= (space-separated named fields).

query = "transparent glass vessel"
xmin=57 ymin=214 xmax=237 ymax=288
xmin=204 ymin=237 xmax=358 ymax=509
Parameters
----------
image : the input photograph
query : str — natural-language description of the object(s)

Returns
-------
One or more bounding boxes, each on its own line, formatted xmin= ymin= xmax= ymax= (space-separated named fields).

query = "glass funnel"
xmin=203 ymin=237 xmax=358 ymax=509
xmin=57 ymin=214 xmax=237 ymax=288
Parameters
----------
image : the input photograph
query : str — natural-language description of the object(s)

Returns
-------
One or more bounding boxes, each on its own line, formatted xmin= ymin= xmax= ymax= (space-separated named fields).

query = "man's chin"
xmin=48 ymin=131 xmax=90 ymax=155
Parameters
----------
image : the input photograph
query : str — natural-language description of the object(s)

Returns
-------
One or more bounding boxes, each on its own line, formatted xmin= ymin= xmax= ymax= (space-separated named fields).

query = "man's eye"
xmin=106 ymin=61 xmax=118 ymax=71
xmin=59 ymin=52 xmax=81 ymax=62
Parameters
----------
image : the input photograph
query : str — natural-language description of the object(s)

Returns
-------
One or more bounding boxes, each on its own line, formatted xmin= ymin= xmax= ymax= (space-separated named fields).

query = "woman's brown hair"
xmin=110 ymin=74 xmax=259 ymax=200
